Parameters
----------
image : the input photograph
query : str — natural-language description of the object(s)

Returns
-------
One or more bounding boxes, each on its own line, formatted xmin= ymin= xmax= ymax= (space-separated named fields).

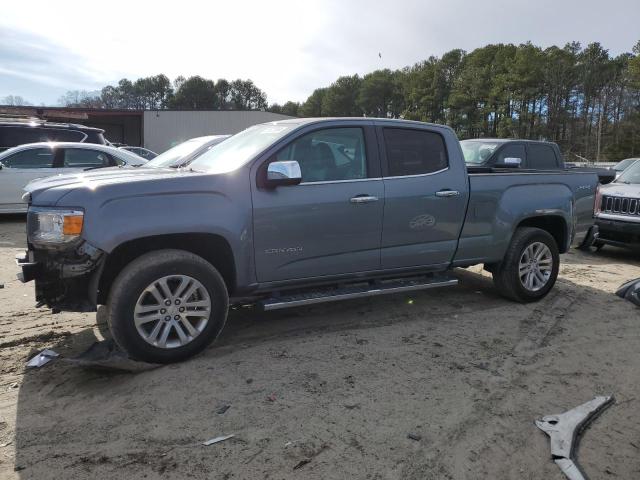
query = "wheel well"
xmin=97 ymin=233 xmax=236 ymax=304
xmin=517 ymin=216 xmax=568 ymax=253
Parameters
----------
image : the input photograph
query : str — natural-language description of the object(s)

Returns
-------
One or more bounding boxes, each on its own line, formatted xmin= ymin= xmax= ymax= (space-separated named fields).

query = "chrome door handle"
xmin=350 ymin=195 xmax=379 ymax=204
xmin=435 ymin=190 xmax=460 ymax=198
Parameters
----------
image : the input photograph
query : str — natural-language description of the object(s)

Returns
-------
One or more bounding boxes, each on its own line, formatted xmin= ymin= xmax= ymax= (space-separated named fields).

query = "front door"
xmin=252 ymin=125 xmax=384 ymax=282
xmin=379 ymin=126 xmax=468 ymax=269
xmin=0 ymin=147 xmax=57 ymax=211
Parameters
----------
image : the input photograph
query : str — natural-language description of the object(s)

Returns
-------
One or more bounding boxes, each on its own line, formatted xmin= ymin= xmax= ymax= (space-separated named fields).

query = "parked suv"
xmin=0 ymin=117 xmax=106 ymax=153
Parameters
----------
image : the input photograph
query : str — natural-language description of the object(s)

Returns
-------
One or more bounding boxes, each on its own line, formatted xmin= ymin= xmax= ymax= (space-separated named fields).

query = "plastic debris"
xmin=536 ymin=395 xmax=614 ymax=480
xmin=216 ymin=405 xmax=231 ymax=415
xmin=26 ymin=349 xmax=59 ymax=368
xmin=203 ymin=434 xmax=234 ymax=446
xmin=616 ymin=278 xmax=640 ymax=307
xmin=293 ymin=459 xmax=310 ymax=470
xmin=407 ymin=433 xmax=422 ymax=441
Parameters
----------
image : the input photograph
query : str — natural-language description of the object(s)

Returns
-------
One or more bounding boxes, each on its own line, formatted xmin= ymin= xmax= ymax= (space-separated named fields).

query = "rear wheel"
xmin=492 ymin=227 xmax=560 ymax=303
xmin=107 ymin=249 xmax=228 ymax=363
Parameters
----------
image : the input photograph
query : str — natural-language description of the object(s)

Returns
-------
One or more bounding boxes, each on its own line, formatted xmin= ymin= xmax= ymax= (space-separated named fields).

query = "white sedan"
xmin=0 ymin=142 xmax=146 ymax=213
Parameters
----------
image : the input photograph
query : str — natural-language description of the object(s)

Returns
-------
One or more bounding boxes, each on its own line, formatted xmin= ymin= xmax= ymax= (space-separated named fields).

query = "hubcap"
xmin=519 ymin=242 xmax=553 ymax=292
xmin=134 ymin=275 xmax=211 ymax=349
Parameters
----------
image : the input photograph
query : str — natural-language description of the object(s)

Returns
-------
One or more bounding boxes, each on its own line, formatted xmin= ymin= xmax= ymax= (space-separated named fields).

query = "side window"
xmin=497 ymin=144 xmax=526 ymax=165
xmin=383 ymin=128 xmax=448 ymax=177
xmin=528 ymin=144 xmax=558 ymax=169
xmin=0 ymin=127 xmax=44 ymax=149
xmin=62 ymin=149 xmax=112 ymax=168
xmin=48 ymin=129 xmax=85 ymax=142
xmin=276 ymin=128 xmax=367 ymax=182
xmin=2 ymin=148 xmax=54 ymax=169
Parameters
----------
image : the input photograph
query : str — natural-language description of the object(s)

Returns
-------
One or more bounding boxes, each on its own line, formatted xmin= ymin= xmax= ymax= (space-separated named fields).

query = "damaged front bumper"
xmin=16 ymin=241 xmax=105 ymax=312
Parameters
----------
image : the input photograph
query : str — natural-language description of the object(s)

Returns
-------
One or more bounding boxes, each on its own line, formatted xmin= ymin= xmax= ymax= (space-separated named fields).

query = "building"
xmin=0 ymin=106 xmax=293 ymax=153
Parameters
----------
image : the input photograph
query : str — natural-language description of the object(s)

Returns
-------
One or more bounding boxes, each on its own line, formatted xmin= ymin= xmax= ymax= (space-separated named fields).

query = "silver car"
xmin=0 ymin=142 xmax=146 ymax=213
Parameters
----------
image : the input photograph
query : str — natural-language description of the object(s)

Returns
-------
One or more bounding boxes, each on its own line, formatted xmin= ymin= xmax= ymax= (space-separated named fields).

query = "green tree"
xmin=299 ymin=88 xmax=327 ymax=116
xmin=321 ymin=75 xmax=363 ymax=117
xmin=170 ymin=76 xmax=217 ymax=109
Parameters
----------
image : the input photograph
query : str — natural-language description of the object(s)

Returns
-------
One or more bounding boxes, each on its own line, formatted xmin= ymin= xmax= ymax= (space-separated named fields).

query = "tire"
xmin=492 ymin=227 xmax=560 ymax=303
xmin=593 ymin=240 xmax=605 ymax=251
xmin=107 ymin=249 xmax=229 ymax=363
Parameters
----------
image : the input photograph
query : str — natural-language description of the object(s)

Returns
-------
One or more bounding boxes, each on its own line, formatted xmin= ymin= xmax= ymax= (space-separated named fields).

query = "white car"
xmin=0 ymin=142 xmax=146 ymax=213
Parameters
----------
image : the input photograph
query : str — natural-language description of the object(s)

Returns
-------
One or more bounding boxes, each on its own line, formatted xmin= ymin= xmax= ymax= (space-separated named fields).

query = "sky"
xmin=1 ymin=0 xmax=639 ymax=107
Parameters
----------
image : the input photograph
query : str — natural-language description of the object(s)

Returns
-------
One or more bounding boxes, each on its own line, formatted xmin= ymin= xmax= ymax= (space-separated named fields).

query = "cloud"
xmin=1 ymin=0 xmax=639 ymax=106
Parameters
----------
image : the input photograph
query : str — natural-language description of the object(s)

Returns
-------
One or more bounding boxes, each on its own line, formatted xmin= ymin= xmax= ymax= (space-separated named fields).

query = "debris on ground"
xmin=407 ymin=433 xmax=422 ymax=441
xmin=203 ymin=434 xmax=234 ymax=446
xmin=615 ymin=278 xmax=640 ymax=307
xmin=26 ymin=349 xmax=59 ymax=368
xmin=293 ymin=459 xmax=310 ymax=470
xmin=266 ymin=392 xmax=277 ymax=402
xmin=0 ymin=283 xmax=4 ymax=289
xmin=63 ymin=339 xmax=161 ymax=373
xmin=216 ymin=404 xmax=231 ymax=415
xmin=536 ymin=395 xmax=614 ymax=480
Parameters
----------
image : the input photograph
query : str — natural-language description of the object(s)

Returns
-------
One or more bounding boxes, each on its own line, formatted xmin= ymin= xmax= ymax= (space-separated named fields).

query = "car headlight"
xmin=27 ymin=207 xmax=84 ymax=247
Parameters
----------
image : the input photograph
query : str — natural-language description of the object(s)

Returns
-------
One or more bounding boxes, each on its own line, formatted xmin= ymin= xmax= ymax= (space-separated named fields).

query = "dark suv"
xmin=0 ymin=118 xmax=106 ymax=152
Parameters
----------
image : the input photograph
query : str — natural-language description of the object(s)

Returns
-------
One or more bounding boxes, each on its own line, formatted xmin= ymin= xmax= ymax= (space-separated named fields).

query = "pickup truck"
xmin=18 ymin=118 xmax=599 ymax=363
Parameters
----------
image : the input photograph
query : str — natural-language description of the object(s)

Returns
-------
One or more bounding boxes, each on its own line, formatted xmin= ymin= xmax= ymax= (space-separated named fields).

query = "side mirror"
xmin=267 ymin=160 xmax=302 ymax=187
xmin=496 ymin=157 xmax=522 ymax=168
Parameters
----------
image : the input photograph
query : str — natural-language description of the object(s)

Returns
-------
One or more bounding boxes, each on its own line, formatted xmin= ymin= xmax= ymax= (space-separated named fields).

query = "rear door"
xmin=0 ymin=147 xmax=57 ymax=210
xmin=379 ymin=125 xmax=468 ymax=269
xmin=252 ymin=124 xmax=384 ymax=282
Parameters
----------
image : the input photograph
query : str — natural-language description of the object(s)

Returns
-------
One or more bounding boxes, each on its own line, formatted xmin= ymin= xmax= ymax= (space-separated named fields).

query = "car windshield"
xmin=461 ymin=141 xmax=500 ymax=165
xmin=145 ymin=138 xmax=214 ymax=168
xmin=617 ymin=160 xmax=640 ymax=184
xmin=614 ymin=158 xmax=638 ymax=172
xmin=188 ymin=124 xmax=296 ymax=173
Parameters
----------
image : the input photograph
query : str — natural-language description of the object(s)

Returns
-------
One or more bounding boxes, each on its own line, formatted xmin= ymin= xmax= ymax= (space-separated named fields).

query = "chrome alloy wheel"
xmin=518 ymin=242 xmax=553 ymax=292
xmin=134 ymin=275 xmax=211 ymax=349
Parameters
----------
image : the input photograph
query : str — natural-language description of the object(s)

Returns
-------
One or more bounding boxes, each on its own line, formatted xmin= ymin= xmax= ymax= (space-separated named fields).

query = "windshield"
xmin=614 ymin=158 xmax=638 ymax=172
xmin=145 ymin=138 xmax=213 ymax=168
xmin=461 ymin=141 xmax=500 ymax=165
xmin=188 ymin=124 xmax=296 ymax=173
xmin=617 ymin=160 xmax=640 ymax=184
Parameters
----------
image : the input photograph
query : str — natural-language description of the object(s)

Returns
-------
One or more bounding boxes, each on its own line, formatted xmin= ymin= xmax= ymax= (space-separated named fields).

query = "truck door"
xmin=379 ymin=126 xmax=468 ymax=269
xmin=252 ymin=125 xmax=384 ymax=282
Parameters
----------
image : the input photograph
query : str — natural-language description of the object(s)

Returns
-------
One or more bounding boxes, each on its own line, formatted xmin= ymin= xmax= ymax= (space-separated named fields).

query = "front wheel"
xmin=492 ymin=227 xmax=560 ymax=303
xmin=107 ymin=249 xmax=229 ymax=363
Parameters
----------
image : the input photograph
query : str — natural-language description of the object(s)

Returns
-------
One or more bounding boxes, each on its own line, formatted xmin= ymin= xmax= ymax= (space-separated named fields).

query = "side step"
xmin=259 ymin=274 xmax=458 ymax=311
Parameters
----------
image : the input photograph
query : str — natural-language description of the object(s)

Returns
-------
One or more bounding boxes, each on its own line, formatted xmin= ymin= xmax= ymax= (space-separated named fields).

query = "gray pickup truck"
xmin=18 ymin=118 xmax=599 ymax=363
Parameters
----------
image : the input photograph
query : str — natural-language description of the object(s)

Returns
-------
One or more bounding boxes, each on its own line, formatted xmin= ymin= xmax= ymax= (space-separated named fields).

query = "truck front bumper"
xmin=16 ymin=242 xmax=105 ymax=312
xmin=595 ymin=217 xmax=640 ymax=249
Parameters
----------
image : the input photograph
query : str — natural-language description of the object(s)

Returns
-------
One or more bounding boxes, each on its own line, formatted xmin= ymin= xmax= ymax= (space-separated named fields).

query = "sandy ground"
xmin=0 ymin=215 xmax=639 ymax=480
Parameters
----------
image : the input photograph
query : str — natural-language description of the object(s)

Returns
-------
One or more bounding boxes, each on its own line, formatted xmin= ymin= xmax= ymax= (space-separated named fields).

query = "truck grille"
xmin=601 ymin=195 xmax=640 ymax=216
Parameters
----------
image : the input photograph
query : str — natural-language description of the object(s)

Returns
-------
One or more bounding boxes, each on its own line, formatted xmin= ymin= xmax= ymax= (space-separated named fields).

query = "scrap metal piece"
xmin=203 ymin=434 xmax=234 ymax=446
xmin=536 ymin=395 xmax=614 ymax=480
xmin=615 ymin=278 xmax=640 ymax=307
xmin=26 ymin=349 xmax=59 ymax=368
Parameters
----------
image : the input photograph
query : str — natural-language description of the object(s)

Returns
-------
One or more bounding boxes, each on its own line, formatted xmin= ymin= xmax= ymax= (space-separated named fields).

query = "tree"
xmin=1 ymin=95 xmax=32 ymax=106
xmin=321 ymin=75 xmax=363 ymax=117
xmin=300 ymin=88 xmax=327 ymax=116
xmin=170 ymin=76 xmax=217 ymax=109
xmin=229 ymin=79 xmax=267 ymax=110
xmin=358 ymin=69 xmax=404 ymax=118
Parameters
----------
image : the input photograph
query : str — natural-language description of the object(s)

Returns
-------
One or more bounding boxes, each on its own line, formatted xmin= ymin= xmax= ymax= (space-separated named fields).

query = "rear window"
xmin=383 ymin=128 xmax=448 ymax=176
xmin=528 ymin=144 xmax=558 ymax=169
xmin=0 ymin=126 xmax=85 ymax=149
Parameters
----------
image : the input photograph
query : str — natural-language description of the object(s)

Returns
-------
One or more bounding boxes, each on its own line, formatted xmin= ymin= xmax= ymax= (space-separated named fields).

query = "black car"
xmin=0 ymin=117 xmax=106 ymax=153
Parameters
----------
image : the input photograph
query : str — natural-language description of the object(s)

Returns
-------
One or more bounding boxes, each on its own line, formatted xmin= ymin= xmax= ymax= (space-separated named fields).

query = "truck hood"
xmin=25 ymin=167 xmax=206 ymax=206
xmin=600 ymin=182 xmax=640 ymax=198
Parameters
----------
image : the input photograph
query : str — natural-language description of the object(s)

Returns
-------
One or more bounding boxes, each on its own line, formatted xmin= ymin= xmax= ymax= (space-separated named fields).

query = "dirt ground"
xmin=0 ymin=215 xmax=639 ymax=480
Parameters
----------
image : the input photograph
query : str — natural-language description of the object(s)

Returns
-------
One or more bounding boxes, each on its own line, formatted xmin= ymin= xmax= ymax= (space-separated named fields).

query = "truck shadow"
xmin=10 ymin=262 xmax=640 ymax=478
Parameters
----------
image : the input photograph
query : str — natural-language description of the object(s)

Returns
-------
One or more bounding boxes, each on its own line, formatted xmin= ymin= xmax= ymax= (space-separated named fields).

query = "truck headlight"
xmin=27 ymin=208 xmax=84 ymax=247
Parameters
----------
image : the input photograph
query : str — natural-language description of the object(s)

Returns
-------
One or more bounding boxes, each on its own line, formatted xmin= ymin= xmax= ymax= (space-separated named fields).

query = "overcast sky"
xmin=1 ymin=0 xmax=639 ymax=106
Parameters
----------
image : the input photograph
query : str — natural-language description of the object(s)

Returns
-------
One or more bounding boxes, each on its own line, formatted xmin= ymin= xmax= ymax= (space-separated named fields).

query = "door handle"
xmin=350 ymin=195 xmax=379 ymax=204
xmin=435 ymin=190 xmax=460 ymax=198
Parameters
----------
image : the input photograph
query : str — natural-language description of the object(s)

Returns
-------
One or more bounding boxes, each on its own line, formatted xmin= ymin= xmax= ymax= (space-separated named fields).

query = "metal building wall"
xmin=143 ymin=110 xmax=294 ymax=153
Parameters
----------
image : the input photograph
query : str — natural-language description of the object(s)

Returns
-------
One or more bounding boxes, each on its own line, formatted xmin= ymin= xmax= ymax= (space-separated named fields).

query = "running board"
xmin=260 ymin=275 xmax=458 ymax=311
